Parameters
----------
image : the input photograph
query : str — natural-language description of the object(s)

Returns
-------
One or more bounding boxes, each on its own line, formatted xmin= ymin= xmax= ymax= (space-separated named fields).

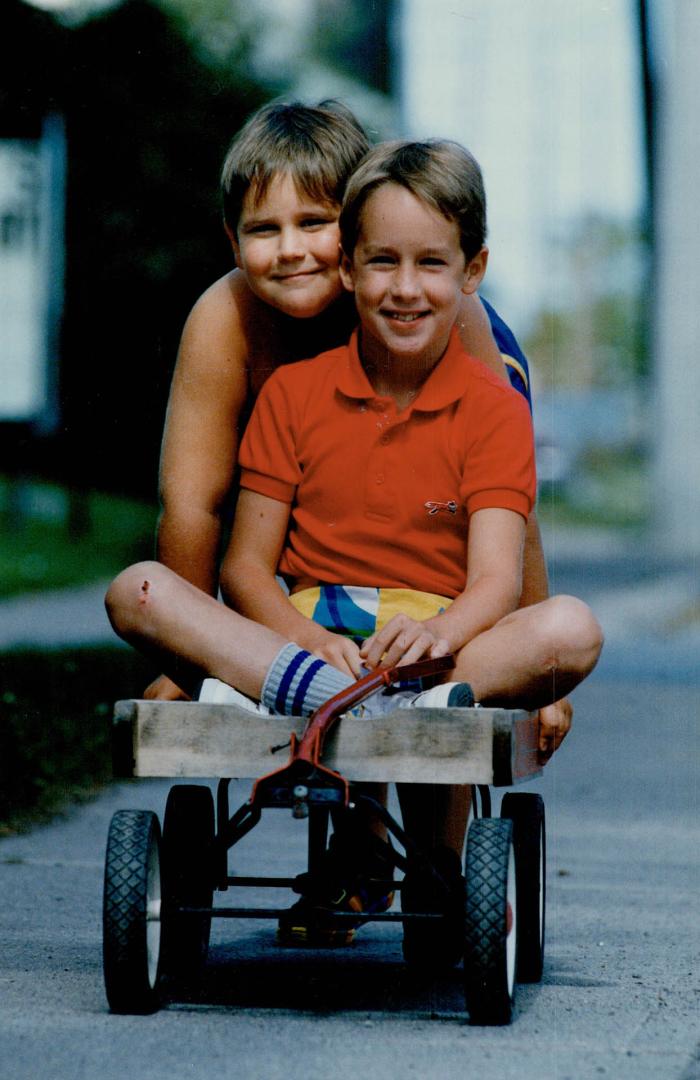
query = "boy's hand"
xmin=143 ymin=674 xmax=190 ymax=701
xmin=301 ymin=627 xmax=363 ymax=679
xmin=537 ymin=697 xmax=573 ymax=761
xmin=359 ymin=614 xmax=450 ymax=671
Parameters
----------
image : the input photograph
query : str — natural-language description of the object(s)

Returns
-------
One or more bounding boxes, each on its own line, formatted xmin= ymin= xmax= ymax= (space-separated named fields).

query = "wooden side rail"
xmin=112 ymin=700 xmax=541 ymax=788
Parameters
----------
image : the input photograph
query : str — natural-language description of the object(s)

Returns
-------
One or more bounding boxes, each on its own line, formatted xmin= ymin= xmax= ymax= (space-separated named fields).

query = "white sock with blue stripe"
xmin=261 ymin=643 xmax=354 ymax=717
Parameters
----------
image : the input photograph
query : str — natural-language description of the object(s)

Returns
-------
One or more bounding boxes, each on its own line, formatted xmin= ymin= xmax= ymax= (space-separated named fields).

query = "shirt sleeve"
xmin=238 ymin=371 xmax=301 ymax=504
xmin=480 ymin=296 xmax=532 ymax=411
xmin=460 ymin=382 xmax=536 ymax=520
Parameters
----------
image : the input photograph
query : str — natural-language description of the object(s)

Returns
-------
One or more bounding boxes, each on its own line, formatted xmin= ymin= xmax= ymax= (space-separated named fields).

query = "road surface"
xmin=1 ymin=673 xmax=698 ymax=1080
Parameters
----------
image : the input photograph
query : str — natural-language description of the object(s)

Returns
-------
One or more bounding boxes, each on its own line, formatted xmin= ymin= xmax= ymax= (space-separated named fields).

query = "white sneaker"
xmin=352 ymin=686 xmax=418 ymax=719
xmin=402 ymin=682 xmax=476 ymax=708
xmin=353 ymin=681 xmax=477 ymax=718
xmin=197 ymin=677 xmax=272 ymax=714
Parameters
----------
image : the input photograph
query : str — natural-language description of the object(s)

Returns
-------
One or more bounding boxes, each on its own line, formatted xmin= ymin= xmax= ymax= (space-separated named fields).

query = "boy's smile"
xmin=340 ymin=183 xmax=487 ymax=392
xmin=231 ymin=173 xmax=344 ymax=319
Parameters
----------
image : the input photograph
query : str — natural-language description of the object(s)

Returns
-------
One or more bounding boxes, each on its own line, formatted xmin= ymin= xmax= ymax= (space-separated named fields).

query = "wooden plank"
xmin=113 ymin=700 xmax=542 ymax=786
xmin=493 ymin=709 xmax=542 ymax=785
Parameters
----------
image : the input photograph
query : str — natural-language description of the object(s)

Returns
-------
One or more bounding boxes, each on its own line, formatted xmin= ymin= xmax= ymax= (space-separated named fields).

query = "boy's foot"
xmin=403 ymin=682 xmax=476 ymax=708
xmin=277 ymin=830 xmax=395 ymax=947
xmin=355 ymin=681 xmax=476 ymax=720
xmin=197 ymin=678 xmax=272 ymax=712
xmin=401 ymin=845 xmax=466 ymax=970
xmin=277 ymin=880 xmax=394 ymax=947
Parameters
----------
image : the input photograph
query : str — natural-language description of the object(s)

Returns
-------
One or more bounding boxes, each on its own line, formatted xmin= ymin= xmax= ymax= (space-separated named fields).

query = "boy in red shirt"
xmin=107 ymin=136 xmax=601 ymax=952
xmin=149 ymin=100 xmax=547 ymax=702
xmin=221 ymin=139 xmax=602 ymax=945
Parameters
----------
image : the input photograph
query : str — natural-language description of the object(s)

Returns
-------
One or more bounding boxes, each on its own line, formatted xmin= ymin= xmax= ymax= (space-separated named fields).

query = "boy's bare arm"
xmin=221 ymin=489 xmax=363 ymax=678
xmin=456 ymin=293 xmax=509 ymax=379
xmin=457 ymin=294 xmax=550 ymax=609
xmin=516 ymin=504 xmax=573 ymax=756
xmin=519 ymin=511 xmax=550 ymax=606
xmin=360 ymin=508 xmax=525 ymax=670
xmin=143 ymin=274 xmax=248 ymax=700
xmin=157 ymin=272 xmax=248 ymax=595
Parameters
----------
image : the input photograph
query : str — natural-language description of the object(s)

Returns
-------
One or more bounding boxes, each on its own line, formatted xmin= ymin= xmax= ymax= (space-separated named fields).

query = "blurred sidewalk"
xmin=541 ymin=524 xmax=700 ymax=685
xmin=540 ymin=525 xmax=700 ymax=640
xmin=0 ymin=579 xmax=118 ymax=650
xmin=0 ymin=527 xmax=698 ymax=682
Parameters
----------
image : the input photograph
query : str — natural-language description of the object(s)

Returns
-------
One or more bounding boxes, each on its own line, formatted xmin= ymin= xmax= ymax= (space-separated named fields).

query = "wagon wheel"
xmin=160 ymin=784 xmax=215 ymax=991
xmin=463 ymin=817 xmax=517 ymax=1025
xmin=103 ymin=809 xmax=163 ymax=1014
xmin=501 ymin=792 xmax=546 ymax=982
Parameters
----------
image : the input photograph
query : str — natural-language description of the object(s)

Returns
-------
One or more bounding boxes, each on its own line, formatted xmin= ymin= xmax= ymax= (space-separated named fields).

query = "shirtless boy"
xmin=151 ymin=100 xmax=566 ymax=755
xmin=106 ymin=139 xmax=602 ymax=950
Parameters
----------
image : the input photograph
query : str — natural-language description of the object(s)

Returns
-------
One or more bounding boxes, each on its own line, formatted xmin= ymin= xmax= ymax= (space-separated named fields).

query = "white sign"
xmin=0 ymin=118 xmax=64 ymax=429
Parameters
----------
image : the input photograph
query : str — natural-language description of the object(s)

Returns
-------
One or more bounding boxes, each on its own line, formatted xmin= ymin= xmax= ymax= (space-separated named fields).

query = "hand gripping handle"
xmin=295 ymin=654 xmax=455 ymax=765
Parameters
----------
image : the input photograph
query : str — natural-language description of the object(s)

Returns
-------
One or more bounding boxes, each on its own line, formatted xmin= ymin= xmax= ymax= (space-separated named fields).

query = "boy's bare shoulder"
xmin=184 ymin=270 xmax=247 ymax=349
xmin=456 ymin=344 xmax=532 ymax=426
xmin=166 ymin=271 xmax=251 ymax=416
xmin=177 ymin=269 xmax=274 ymax=382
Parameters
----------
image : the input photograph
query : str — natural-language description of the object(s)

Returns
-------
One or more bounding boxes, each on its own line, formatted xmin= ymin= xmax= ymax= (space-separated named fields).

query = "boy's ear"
xmin=461 ymin=247 xmax=489 ymax=296
xmin=224 ymin=222 xmax=240 ymax=263
xmin=338 ymin=248 xmax=355 ymax=293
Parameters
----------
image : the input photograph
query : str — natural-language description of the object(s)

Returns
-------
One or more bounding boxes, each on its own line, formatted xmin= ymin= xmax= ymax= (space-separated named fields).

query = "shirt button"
xmin=380 ymin=435 xmax=390 ymax=445
xmin=375 ymin=474 xmax=385 ymax=484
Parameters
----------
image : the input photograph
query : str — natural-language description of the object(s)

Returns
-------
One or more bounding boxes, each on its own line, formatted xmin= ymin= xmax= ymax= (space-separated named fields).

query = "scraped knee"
xmin=105 ymin=560 xmax=167 ymax=639
xmin=544 ymin=594 xmax=604 ymax=676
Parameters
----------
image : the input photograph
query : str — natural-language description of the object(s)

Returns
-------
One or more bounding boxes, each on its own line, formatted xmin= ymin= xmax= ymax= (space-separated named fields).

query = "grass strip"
xmin=0 ymin=477 xmax=157 ymax=599
xmin=0 ymin=645 xmax=154 ymax=834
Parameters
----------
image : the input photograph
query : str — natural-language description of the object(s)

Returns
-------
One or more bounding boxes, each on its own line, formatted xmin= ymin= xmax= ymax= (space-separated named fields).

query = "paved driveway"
xmin=1 ymin=676 xmax=698 ymax=1080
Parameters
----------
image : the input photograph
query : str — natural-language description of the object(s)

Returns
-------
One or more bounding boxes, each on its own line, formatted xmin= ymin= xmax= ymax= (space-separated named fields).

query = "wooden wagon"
xmin=102 ymin=665 xmax=546 ymax=1025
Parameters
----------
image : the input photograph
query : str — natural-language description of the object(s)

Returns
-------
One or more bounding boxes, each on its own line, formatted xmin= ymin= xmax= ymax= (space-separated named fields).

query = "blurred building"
xmin=396 ymin=0 xmax=646 ymax=337
xmin=247 ymin=0 xmax=397 ymax=137
xmin=0 ymin=116 xmax=64 ymax=435
xmin=652 ymin=1 xmax=700 ymax=556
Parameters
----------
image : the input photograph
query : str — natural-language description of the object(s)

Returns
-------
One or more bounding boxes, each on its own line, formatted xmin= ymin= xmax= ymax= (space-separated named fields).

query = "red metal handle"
xmin=295 ymin=654 xmax=455 ymax=765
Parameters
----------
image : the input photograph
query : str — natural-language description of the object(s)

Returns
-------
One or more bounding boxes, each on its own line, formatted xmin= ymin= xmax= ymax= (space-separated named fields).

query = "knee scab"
xmin=139 ymin=579 xmax=151 ymax=604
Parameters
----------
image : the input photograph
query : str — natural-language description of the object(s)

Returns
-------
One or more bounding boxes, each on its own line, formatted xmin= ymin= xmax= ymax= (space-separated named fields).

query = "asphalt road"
xmin=1 ymin=673 xmax=698 ymax=1080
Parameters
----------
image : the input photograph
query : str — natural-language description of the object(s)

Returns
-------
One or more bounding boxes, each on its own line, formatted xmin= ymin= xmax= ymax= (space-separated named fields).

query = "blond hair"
xmin=340 ymin=139 xmax=486 ymax=260
xmin=221 ymin=100 xmax=370 ymax=234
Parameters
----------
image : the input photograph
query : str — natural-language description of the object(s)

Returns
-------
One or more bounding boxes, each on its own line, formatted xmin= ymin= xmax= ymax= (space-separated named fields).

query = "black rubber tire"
xmin=463 ymin=817 xmax=517 ymax=1025
xmin=103 ymin=810 xmax=163 ymax=1014
xmin=501 ymin=792 xmax=546 ymax=983
xmin=160 ymin=785 xmax=215 ymax=988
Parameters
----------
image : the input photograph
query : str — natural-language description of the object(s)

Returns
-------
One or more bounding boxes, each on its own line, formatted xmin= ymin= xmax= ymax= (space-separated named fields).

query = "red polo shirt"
xmin=239 ymin=328 xmax=536 ymax=599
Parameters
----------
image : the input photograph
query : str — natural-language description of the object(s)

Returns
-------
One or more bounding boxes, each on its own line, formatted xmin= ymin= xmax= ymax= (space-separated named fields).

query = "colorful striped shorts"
xmin=289 ymin=585 xmax=451 ymax=645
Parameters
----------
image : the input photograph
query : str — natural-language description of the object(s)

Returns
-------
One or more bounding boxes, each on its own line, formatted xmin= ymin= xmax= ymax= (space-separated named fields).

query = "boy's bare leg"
xmin=397 ymin=595 xmax=602 ymax=863
xmin=452 ymin=594 xmax=603 ymax=711
xmin=105 ymin=560 xmax=288 ymax=699
xmin=397 ymin=783 xmax=471 ymax=856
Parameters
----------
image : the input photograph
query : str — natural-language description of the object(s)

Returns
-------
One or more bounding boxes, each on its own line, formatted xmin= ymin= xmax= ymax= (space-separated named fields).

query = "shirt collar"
xmin=336 ymin=327 xmax=473 ymax=412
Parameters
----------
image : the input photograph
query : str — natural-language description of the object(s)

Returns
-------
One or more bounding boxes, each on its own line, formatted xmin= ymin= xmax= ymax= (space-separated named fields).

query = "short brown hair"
xmin=221 ymin=99 xmax=370 ymax=234
xmin=340 ymin=139 xmax=486 ymax=260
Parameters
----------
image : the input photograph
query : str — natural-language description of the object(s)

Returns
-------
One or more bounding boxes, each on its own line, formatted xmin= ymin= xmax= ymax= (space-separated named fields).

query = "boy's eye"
xmin=246 ymin=223 xmax=277 ymax=235
xmin=301 ymin=217 xmax=335 ymax=229
xmin=421 ymin=257 xmax=447 ymax=266
xmin=367 ymin=255 xmax=395 ymax=265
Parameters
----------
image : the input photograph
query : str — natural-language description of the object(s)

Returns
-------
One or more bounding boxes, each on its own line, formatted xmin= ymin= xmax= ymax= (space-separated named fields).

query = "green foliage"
xmin=0 ymin=646 xmax=153 ymax=834
xmin=538 ymin=446 xmax=650 ymax=529
xmin=157 ymin=0 xmax=262 ymax=67
xmin=312 ymin=0 xmax=394 ymax=94
xmin=525 ymin=214 xmax=649 ymax=389
xmin=4 ymin=0 xmax=269 ymax=498
xmin=0 ymin=477 xmax=157 ymax=598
